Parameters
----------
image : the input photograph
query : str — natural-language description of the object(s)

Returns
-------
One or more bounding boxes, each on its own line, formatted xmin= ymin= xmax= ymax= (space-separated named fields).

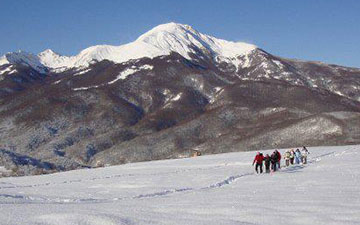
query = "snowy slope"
xmin=0 ymin=145 xmax=359 ymax=225
xmin=0 ymin=51 xmax=48 ymax=73
xmin=0 ymin=23 xmax=257 ymax=72
xmin=0 ymin=55 xmax=10 ymax=65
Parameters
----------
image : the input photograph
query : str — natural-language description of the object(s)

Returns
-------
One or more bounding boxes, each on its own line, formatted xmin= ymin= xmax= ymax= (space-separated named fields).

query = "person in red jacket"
xmin=275 ymin=150 xmax=281 ymax=169
xmin=252 ymin=152 xmax=264 ymax=174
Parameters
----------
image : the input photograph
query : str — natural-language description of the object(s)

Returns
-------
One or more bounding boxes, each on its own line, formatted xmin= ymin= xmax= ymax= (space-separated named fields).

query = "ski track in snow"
xmin=0 ymin=164 xmax=252 ymax=204
xmin=0 ymin=164 xmax=227 ymax=190
xmin=1 ymin=146 xmax=353 ymax=205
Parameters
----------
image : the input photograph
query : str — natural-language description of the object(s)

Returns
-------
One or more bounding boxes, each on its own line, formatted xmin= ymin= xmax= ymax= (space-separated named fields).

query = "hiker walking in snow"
xmin=252 ymin=152 xmax=264 ymax=174
xmin=264 ymin=154 xmax=271 ymax=173
xmin=290 ymin=149 xmax=295 ymax=165
xmin=295 ymin=149 xmax=302 ymax=164
xmin=301 ymin=146 xmax=310 ymax=164
xmin=270 ymin=151 xmax=278 ymax=172
xmin=275 ymin=150 xmax=281 ymax=169
xmin=284 ymin=150 xmax=291 ymax=167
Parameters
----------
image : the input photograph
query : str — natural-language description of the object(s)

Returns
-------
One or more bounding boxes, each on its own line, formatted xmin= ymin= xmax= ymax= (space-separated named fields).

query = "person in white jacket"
xmin=301 ymin=146 xmax=310 ymax=164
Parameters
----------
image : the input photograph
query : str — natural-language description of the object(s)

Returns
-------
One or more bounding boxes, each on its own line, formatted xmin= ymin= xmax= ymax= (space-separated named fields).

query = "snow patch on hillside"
xmin=0 ymin=65 xmax=18 ymax=81
xmin=108 ymin=64 xmax=153 ymax=84
xmin=52 ymin=80 xmax=62 ymax=85
xmin=172 ymin=93 xmax=182 ymax=101
xmin=163 ymin=92 xmax=183 ymax=108
xmin=73 ymin=68 xmax=92 ymax=76
xmin=272 ymin=59 xmax=284 ymax=69
xmin=73 ymin=85 xmax=100 ymax=91
xmin=108 ymin=68 xmax=136 ymax=84
xmin=0 ymin=65 xmax=13 ymax=75
xmin=334 ymin=90 xmax=345 ymax=96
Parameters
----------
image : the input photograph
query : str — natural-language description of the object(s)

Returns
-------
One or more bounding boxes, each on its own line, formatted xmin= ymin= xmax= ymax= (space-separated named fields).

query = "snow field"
xmin=0 ymin=145 xmax=359 ymax=225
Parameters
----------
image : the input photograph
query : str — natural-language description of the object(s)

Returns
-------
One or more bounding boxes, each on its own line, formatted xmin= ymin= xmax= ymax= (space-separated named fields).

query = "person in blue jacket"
xmin=295 ymin=149 xmax=302 ymax=164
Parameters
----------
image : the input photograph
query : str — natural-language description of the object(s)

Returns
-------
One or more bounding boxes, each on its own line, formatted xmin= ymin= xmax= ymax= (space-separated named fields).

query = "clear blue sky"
xmin=0 ymin=0 xmax=359 ymax=67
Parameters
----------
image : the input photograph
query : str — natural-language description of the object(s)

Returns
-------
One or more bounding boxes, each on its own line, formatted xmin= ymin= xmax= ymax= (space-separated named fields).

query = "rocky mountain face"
xmin=0 ymin=23 xmax=359 ymax=176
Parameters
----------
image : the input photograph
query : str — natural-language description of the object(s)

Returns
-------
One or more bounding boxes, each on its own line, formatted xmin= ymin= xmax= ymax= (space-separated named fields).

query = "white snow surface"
xmin=0 ymin=23 xmax=257 ymax=72
xmin=272 ymin=59 xmax=284 ymax=69
xmin=0 ymin=145 xmax=359 ymax=225
xmin=0 ymin=51 xmax=47 ymax=73
xmin=107 ymin=68 xmax=136 ymax=84
xmin=108 ymin=64 xmax=154 ymax=84
xmin=0 ymin=65 xmax=13 ymax=75
xmin=73 ymin=68 xmax=92 ymax=76
xmin=172 ymin=93 xmax=182 ymax=101
xmin=0 ymin=56 xmax=10 ymax=66
xmin=73 ymin=85 xmax=100 ymax=91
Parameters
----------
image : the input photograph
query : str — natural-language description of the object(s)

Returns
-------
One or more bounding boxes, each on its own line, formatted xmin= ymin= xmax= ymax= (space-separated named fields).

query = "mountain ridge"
xmin=0 ymin=22 xmax=257 ymax=72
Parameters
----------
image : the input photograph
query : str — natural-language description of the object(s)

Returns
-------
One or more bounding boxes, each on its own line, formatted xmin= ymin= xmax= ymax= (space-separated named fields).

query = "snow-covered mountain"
xmin=1 ymin=23 xmax=256 ymax=72
xmin=1 ymin=22 xmax=359 ymax=101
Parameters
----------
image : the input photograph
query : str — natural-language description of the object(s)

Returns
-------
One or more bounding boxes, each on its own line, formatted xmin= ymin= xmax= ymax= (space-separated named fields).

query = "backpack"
xmin=285 ymin=151 xmax=291 ymax=159
xmin=301 ymin=149 xmax=308 ymax=156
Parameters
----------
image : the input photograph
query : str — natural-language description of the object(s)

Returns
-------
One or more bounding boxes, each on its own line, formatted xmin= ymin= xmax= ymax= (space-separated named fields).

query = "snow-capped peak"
xmin=1 ymin=23 xmax=257 ymax=72
xmin=38 ymin=49 xmax=59 ymax=56
xmin=136 ymin=22 xmax=256 ymax=60
xmin=37 ymin=49 xmax=63 ymax=61
xmin=0 ymin=51 xmax=47 ymax=73
xmin=0 ymin=55 xmax=10 ymax=65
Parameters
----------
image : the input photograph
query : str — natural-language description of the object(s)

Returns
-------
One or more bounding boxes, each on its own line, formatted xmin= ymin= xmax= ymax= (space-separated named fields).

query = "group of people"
xmin=252 ymin=146 xmax=310 ymax=174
